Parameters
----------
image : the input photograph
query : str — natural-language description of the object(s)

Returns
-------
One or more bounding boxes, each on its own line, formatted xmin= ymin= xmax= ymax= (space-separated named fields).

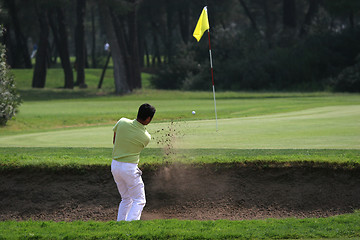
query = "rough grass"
xmin=1 ymin=212 xmax=360 ymax=239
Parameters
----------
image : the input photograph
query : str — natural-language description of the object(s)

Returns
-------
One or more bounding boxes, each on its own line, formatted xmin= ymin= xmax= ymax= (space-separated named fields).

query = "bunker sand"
xmin=1 ymin=164 xmax=359 ymax=221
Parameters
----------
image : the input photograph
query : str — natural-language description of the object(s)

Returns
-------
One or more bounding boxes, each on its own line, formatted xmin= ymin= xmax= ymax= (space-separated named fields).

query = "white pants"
xmin=111 ymin=160 xmax=146 ymax=221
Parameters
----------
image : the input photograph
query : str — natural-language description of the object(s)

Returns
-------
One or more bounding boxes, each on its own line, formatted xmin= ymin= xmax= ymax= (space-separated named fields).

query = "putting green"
xmin=0 ymin=106 xmax=359 ymax=149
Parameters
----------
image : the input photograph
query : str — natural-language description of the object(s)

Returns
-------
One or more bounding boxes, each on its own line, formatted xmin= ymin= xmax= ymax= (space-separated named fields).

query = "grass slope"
xmin=1 ymin=147 xmax=360 ymax=168
xmin=2 ymin=90 xmax=360 ymax=134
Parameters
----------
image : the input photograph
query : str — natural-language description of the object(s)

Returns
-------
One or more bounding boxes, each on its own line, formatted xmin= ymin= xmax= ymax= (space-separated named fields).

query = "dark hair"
xmin=137 ymin=103 xmax=156 ymax=121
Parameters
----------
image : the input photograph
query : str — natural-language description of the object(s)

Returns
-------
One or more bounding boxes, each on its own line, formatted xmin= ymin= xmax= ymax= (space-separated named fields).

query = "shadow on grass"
xmin=18 ymin=88 xmax=118 ymax=101
xmin=19 ymin=88 xmax=335 ymax=102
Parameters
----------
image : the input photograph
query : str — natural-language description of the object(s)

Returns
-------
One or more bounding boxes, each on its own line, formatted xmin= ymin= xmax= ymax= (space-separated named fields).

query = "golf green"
xmin=0 ymin=105 xmax=359 ymax=149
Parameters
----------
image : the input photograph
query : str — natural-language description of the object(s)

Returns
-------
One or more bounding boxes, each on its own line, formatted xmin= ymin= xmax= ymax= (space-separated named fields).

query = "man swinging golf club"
xmin=111 ymin=103 xmax=156 ymax=221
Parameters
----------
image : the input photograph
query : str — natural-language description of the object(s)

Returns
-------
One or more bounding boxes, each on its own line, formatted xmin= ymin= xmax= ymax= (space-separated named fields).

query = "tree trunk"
xmin=150 ymin=20 xmax=161 ymax=66
xmin=144 ymin=39 xmax=150 ymax=67
xmin=164 ymin=2 xmax=174 ymax=64
xmin=283 ymin=0 xmax=296 ymax=30
xmin=178 ymin=4 xmax=190 ymax=43
xmin=49 ymin=38 xmax=57 ymax=65
xmin=299 ymin=0 xmax=319 ymax=37
xmin=262 ymin=0 xmax=274 ymax=48
xmin=5 ymin=0 xmax=32 ymax=68
xmin=111 ymin=5 xmax=143 ymax=91
xmin=84 ymin=39 xmax=90 ymax=68
xmin=32 ymin=6 xmax=49 ymax=88
xmin=280 ymin=0 xmax=297 ymax=46
xmin=138 ymin=31 xmax=145 ymax=68
xmin=349 ymin=11 xmax=354 ymax=30
xmin=74 ymin=0 xmax=87 ymax=88
xmin=100 ymin=1 xmax=142 ymax=92
xmin=91 ymin=6 xmax=97 ymax=68
xmin=57 ymin=7 xmax=74 ymax=89
xmin=101 ymin=5 xmax=129 ymax=94
xmin=2 ymin=24 xmax=14 ymax=67
xmin=127 ymin=1 xmax=141 ymax=89
xmin=238 ymin=0 xmax=259 ymax=33
xmin=110 ymin=11 xmax=133 ymax=90
xmin=98 ymin=51 xmax=111 ymax=89
xmin=48 ymin=7 xmax=74 ymax=89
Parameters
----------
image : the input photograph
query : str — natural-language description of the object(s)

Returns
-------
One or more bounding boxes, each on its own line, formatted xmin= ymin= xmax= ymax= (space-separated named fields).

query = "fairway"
xmin=0 ymin=105 xmax=359 ymax=149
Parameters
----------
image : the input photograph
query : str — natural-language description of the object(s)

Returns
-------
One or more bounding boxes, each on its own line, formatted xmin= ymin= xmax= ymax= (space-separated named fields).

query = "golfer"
xmin=111 ymin=103 xmax=156 ymax=221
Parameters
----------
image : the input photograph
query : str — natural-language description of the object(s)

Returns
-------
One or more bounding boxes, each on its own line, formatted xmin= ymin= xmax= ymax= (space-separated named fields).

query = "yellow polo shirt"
xmin=112 ymin=118 xmax=151 ymax=164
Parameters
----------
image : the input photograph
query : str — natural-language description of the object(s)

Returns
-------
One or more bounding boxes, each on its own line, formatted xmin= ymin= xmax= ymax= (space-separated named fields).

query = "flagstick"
xmin=207 ymin=30 xmax=218 ymax=131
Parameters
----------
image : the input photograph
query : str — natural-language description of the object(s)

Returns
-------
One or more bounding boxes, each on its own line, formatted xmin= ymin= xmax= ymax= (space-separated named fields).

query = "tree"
xmin=100 ymin=3 xmax=129 ymax=94
xmin=279 ymin=0 xmax=297 ymax=46
xmin=32 ymin=2 xmax=49 ymax=88
xmin=127 ymin=0 xmax=141 ymax=89
xmin=299 ymin=0 xmax=320 ymax=37
xmin=283 ymin=0 xmax=296 ymax=30
xmin=2 ymin=0 xmax=359 ymax=93
xmin=48 ymin=5 xmax=74 ymax=89
xmin=238 ymin=0 xmax=260 ymax=33
xmin=74 ymin=0 xmax=87 ymax=88
xmin=3 ymin=0 xmax=32 ymax=68
xmin=322 ymin=0 xmax=360 ymax=30
xmin=90 ymin=4 xmax=97 ymax=68
xmin=103 ymin=0 xmax=143 ymax=93
xmin=178 ymin=0 xmax=191 ymax=44
xmin=0 ymin=26 xmax=21 ymax=126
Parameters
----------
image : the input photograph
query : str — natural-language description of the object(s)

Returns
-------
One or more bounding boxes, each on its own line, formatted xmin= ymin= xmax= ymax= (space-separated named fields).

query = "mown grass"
xmin=1 ymin=104 xmax=359 ymax=152
xmin=2 ymin=90 xmax=360 ymax=134
xmin=13 ymin=68 xmax=115 ymax=91
xmin=1 ymin=147 xmax=360 ymax=170
xmin=1 ymin=212 xmax=360 ymax=239
xmin=14 ymin=68 xmax=153 ymax=103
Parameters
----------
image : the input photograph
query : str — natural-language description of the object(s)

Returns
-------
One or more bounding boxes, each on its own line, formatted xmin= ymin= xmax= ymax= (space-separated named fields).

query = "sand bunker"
xmin=1 ymin=164 xmax=359 ymax=221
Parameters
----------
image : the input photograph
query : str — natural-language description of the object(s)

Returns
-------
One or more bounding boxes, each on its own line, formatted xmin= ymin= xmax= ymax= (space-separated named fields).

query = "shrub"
xmin=329 ymin=54 xmax=360 ymax=92
xmin=152 ymin=26 xmax=360 ymax=92
xmin=150 ymin=44 xmax=201 ymax=90
xmin=0 ymin=26 xmax=21 ymax=126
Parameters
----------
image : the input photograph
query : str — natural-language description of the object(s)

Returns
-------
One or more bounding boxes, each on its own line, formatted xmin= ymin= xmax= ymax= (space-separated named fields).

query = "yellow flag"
xmin=193 ymin=7 xmax=209 ymax=42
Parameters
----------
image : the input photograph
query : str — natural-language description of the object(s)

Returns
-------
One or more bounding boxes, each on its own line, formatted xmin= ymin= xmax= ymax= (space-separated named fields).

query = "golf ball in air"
xmin=192 ymin=111 xmax=196 ymax=115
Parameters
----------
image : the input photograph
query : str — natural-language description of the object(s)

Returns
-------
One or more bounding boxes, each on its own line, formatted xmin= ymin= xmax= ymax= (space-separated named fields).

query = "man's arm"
xmin=113 ymin=132 xmax=116 ymax=144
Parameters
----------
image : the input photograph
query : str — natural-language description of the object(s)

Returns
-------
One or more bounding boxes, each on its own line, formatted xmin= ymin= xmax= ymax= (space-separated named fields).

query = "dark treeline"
xmin=1 ymin=0 xmax=360 ymax=93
